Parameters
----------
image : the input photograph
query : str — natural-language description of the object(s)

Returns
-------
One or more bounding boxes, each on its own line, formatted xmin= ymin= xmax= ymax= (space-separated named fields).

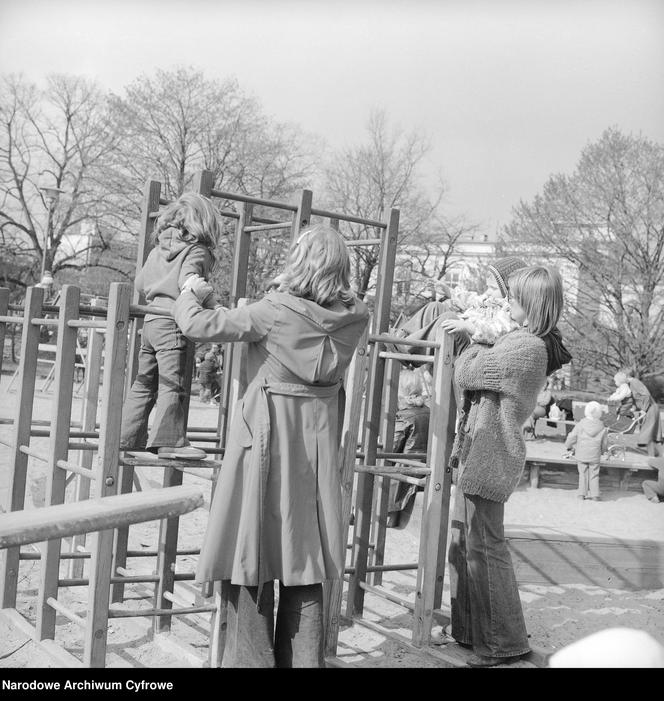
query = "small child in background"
xmin=120 ymin=193 xmax=221 ymax=460
xmin=386 ymin=368 xmax=431 ymax=529
xmin=198 ymin=350 xmax=220 ymax=404
xmin=564 ymin=401 xmax=609 ymax=501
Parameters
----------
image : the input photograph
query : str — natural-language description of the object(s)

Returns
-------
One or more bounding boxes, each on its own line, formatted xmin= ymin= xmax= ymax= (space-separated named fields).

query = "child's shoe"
xmin=589 ymin=496 xmax=601 ymax=502
xmin=157 ymin=446 xmax=207 ymax=460
xmin=577 ymin=495 xmax=586 ymax=500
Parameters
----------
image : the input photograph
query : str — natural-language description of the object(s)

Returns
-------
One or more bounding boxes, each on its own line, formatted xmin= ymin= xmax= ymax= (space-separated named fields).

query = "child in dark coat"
xmin=565 ymin=401 xmax=609 ymax=501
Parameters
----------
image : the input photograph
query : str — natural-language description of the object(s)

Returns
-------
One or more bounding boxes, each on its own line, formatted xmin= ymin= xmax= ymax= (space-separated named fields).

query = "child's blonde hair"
xmin=584 ymin=401 xmax=604 ymax=420
xmin=508 ymin=265 xmax=563 ymax=337
xmin=277 ymin=224 xmax=355 ymax=307
xmin=153 ymin=193 xmax=222 ymax=254
xmin=398 ymin=369 xmax=426 ymax=408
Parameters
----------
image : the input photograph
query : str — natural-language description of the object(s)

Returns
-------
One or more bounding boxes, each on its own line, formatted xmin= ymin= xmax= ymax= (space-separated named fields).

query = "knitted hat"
xmin=487 ymin=256 xmax=527 ymax=298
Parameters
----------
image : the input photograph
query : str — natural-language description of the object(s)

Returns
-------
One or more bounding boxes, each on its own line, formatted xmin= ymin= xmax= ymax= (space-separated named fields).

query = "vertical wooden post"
xmin=346 ymin=209 xmax=399 ymax=618
xmin=0 ymin=286 xmax=44 ymax=608
xmin=324 ymin=326 xmax=370 ymax=658
xmin=84 ymin=282 xmax=131 ymax=667
xmin=36 ymin=285 xmax=80 ymax=640
xmin=0 ymin=287 xmax=8 ymax=376
xmin=153 ymin=329 xmax=196 ymax=634
xmin=207 ymin=581 xmax=226 ymax=668
xmin=69 ymin=327 xmax=104 ymax=579
xmin=412 ymin=327 xmax=456 ymax=646
xmin=369 ymin=357 xmax=400 ymax=586
xmin=217 ymin=201 xmax=253 ymax=449
xmin=290 ymin=189 xmax=313 ymax=243
xmin=192 ymin=169 xmax=215 ymax=198
xmin=112 ymin=179 xmax=162 ymax=604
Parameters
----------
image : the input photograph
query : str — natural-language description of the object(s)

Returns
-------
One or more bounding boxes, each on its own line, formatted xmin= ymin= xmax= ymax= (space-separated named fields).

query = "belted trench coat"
xmin=174 ymin=290 xmax=369 ymax=587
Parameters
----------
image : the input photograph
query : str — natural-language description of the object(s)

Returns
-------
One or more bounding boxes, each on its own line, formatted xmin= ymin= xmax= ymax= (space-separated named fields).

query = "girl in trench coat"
xmin=173 ymin=224 xmax=369 ymax=667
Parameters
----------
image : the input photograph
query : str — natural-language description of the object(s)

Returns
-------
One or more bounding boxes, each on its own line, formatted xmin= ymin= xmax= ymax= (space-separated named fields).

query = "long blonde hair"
xmin=152 ymin=193 xmax=222 ymax=255
xmin=508 ymin=265 xmax=563 ymax=337
xmin=277 ymin=224 xmax=355 ymax=307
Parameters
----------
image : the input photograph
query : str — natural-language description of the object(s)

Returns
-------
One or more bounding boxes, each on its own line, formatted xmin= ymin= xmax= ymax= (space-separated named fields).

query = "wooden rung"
xmin=67 ymin=442 xmax=98 ymax=451
xmin=345 ymin=562 xmax=419 ymax=574
xmin=353 ymin=466 xmax=427 ymax=486
xmin=309 ymin=206 xmax=387 ymax=229
xmin=355 ymin=463 xmax=430 ymax=475
xmin=163 ymin=590 xmax=191 ymax=609
xmin=108 ymin=605 xmax=217 ymax=618
xmin=378 ymin=351 xmax=434 ymax=363
xmin=372 ymin=451 xmax=427 ymax=461
xmin=0 ymin=315 xmax=20 ymax=324
xmin=0 ymin=485 xmax=204 ymax=549
xmin=67 ymin=319 xmax=107 ymax=329
xmin=46 ymin=597 xmax=86 ymax=627
xmin=346 ymin=238 xmax=381 ymax=247
xmin=119 ymin=455 xmax=221 ymax=468
xmin=56 ymin=459 xmax=96 ymax=480
xmin=244 ymin=221 xmax=292 ymax=233
xmin=31 ymin=317 xmax=59 ymax=326
xmin=370 ymin=333 xmax=440 ymax=349
xmin=19 ymin=445 xmax=49 ymax=462
xmin=358 ymin=582 xmax=415 ymax=611
xmin=59 ymin=574 xmax=161 ymax=587
xmin=389 ymin=458 xmax=429 ymax=469
xmin=210 ymin=187 xmax=298 ymax=213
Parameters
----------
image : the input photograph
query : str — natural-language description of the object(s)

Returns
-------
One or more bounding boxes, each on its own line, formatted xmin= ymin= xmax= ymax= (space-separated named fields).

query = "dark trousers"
xmin=221 ymin=581 xmax=325 ymax=668
xmin=120 ymin=316 xmax=192 ymax=450
xmin=448 ymin=490 xmax=530 ymax=658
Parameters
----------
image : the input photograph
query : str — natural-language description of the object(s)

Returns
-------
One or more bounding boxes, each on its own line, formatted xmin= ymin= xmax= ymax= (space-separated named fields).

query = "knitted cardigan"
xmin=451 ymin=328 xmax=547 ymax=502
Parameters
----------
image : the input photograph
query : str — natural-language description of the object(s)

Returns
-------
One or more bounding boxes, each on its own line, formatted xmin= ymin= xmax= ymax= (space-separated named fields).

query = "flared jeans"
xmin=220 ymin=580 xmax=325 ymax=668
xmin=120 ymin=316 xmax=192 ymax=450
xmin=448 ymin=490 xmax=530 ymax=658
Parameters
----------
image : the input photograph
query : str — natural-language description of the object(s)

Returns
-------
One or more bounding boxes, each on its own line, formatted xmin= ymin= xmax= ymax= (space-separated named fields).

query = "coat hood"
xmin=578 ymin=417 xmax=607 ymax=437
xmin=266 ymin=291 xmax=369 ymax=333
xmin=157 ymin=227 xmax=196 ymax=261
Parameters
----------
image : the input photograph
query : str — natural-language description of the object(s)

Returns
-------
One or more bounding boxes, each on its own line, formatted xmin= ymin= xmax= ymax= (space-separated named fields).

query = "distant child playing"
xmin=564 ymin=400 xmax=609 ymax=501
xmin=120 ymin=193 xmax=221 ymax=460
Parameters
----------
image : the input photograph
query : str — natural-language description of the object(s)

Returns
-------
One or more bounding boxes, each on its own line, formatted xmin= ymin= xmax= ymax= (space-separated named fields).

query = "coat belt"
xmin=251 ymin=378 xmax=342 ymax=606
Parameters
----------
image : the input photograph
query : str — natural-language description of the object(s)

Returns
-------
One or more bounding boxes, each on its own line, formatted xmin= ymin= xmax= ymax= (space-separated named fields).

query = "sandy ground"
xmin=0 ymin=375 xmax=663 ymax=669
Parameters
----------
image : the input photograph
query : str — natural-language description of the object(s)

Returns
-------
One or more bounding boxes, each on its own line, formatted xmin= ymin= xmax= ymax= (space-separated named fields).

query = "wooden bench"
xmin=525 ymin=452 xmax=656 ymax=491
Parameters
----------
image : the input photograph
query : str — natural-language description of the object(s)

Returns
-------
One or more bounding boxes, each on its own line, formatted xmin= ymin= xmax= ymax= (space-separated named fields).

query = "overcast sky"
xmin=1 ymin=0 xmax=663 ymax=235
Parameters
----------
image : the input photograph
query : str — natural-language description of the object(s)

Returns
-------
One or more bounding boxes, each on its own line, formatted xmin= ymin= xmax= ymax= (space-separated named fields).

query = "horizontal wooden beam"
xmin=0 ymin=486 xmax=204 ymax=549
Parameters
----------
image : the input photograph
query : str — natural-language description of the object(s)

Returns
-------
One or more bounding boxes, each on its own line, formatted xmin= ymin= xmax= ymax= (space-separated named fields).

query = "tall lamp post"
xmin=38 ymin=185 xmax=67 ymax=297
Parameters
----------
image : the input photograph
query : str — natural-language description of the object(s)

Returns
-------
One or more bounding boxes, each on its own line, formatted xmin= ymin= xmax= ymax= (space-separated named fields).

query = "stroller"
xmin=603 ymin=404 xmax=647 ymax=460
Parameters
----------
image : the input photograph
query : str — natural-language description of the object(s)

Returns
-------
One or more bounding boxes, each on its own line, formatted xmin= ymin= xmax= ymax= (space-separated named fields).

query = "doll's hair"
xmin=398 ymin=369 xmax=426 ymax=408
xmin=507 ymin=266 xmax=563 ymax=337
xmin=277 ymin=224 xmax=355 ymax=307
xmin=153 ymin=193 xmax=222 ymax=254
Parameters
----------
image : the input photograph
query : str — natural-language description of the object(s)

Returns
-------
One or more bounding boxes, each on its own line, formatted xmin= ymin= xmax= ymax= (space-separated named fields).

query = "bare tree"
xmin=501 ymin=127 xmax=664 ymax=382
xmin=321 ymin=109 xmax=465 ymax=304
xmin=107 ymin=66 xmax=320 ymax=299
xmin=0 ymin=73 xmax=125 ymax=293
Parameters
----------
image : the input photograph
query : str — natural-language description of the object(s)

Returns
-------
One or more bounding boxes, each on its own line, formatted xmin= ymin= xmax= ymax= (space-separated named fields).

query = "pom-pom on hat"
xmin=487 ymin=256 xmax=527 ymax=298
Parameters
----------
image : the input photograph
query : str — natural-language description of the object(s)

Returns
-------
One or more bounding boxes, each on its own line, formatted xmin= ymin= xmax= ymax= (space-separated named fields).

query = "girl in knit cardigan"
xmin=447 ymin=265 xmax=564 ymax=668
